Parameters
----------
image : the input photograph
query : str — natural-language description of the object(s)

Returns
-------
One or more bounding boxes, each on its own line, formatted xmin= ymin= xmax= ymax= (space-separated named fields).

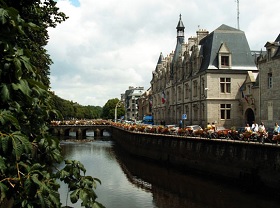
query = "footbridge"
xmin=49 ymin=124 xmax=112 ymax=139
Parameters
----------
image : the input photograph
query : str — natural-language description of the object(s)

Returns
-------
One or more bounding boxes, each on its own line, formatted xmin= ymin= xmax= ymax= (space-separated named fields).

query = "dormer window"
xmin=218 ymin=43 xmax=232 ymax=69
xmin=221 ymin=56 xmax=229 ymax=67
xmin=267 ymin=49 xmax=272 ymax=61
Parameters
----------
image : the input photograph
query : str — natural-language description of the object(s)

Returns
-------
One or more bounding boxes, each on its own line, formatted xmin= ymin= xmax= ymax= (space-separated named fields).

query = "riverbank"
xmin=111 ymin=126 xmax=280 ymax=195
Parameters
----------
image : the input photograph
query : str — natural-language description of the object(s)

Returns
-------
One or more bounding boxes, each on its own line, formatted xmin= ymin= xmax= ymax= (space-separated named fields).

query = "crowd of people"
xmin=242 ymin=121 xmax=280 ymax=143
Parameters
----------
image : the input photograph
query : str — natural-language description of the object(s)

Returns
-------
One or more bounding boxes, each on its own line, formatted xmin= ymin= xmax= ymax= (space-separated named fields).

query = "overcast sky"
xmin=46 ymin=0 xmax=280 ymax=107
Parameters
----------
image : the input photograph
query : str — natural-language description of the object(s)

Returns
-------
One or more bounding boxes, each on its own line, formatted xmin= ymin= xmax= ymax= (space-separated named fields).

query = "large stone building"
xmin=257 ymin=34 xmax=280 ymax=127
xmin=150 ymin=15 xmax=258 ymax=129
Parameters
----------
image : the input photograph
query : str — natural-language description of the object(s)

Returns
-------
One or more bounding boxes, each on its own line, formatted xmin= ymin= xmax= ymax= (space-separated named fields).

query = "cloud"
xmin=46 ymin=0 xmax=280 ymax=107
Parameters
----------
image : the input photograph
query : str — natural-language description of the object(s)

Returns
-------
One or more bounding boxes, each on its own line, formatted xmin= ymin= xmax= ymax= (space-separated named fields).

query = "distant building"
xmin=137 ymin=87 xmax=152 ymax=121
xmin=123 ymin=86 xmax=144 ymax=121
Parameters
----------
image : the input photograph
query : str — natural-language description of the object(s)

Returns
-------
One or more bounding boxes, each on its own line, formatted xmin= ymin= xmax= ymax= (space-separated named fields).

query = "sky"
xmin=46 ymin=0 xmax=280 ymax=107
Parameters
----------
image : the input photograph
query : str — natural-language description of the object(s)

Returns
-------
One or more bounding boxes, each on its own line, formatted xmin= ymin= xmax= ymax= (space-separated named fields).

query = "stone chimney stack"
xmin=197 ymin=29 xmax=209 ymax=43
xmin=188 ymin=37 xmax=196 ymax=50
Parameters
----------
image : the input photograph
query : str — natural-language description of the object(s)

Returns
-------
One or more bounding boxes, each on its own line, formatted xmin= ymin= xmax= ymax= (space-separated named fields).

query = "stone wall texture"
xmin=112 ymin=127 xmax=280 ymax=191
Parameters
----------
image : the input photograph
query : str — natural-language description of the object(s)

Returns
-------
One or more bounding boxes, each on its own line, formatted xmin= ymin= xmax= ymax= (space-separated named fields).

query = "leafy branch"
xmin=0 ymin=1 xmax=104 ymax=207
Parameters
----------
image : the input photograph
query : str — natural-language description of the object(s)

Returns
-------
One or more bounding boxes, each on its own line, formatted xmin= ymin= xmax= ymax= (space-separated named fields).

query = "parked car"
xmin=164 ymin=125 xmax=179 ymax=135
xmin=266 ymin=127 xmax=275 ymax=142
xmin=186 ymin=125 xmax=203 ymax=136
xmin=215 ymin=126 xmax=232 ymax=139
xmin=237 ymin=127 xmax=246 ymax=134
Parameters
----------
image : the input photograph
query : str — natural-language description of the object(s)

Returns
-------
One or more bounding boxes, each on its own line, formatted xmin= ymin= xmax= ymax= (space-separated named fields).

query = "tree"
xmin=50 ymin=94 xmax=102 ymax=120
xmin=102 ymin=98 xmax=125 ymax=120
xmin=0 ymin=1 xmax=104 ymax=207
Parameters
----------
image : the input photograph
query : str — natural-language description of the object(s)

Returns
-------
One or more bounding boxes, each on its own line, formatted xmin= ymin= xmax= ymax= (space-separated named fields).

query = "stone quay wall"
xmin=111 ymin=127 xmax=280 ymax=191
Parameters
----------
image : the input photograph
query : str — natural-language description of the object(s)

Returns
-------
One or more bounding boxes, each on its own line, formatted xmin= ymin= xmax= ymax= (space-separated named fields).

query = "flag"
xmin=162 ymin=91 xmax=166 ymax=104
xmin=149 ymin=97 xmax=153 ymax=107
xmin=241 ymin=91 xmax=248 ymax=103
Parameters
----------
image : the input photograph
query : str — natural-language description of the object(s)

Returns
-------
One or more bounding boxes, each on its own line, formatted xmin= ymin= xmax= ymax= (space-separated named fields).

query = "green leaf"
xmin=93 ymin=177 xmax=102 ymax=185
xmin=0 ymin=135 xmax=10 ymax=154
xmin=79 ymin=189 xmax=89 ymax=203
xmin=0 ymin=156 xmax=7 ymax=173
xmin=31 ymin=174 xmax=42 ymax=186
xmin=13 ymin=57 xmax=22 ymax=79
xmin=29 ymin=163 xmax=44 ymax=172
xmin=12 ymin=79 xmax=31 ymax=96
xmin=20 ymin=55 xmax=33 ymax=72
xmin=0 ymin=183 xmax=8 ymax=202
xmin=0 ymin=84 xmax=10 ymax=102
xmin=0 ymin=110 xmax=20 ymax=129
xmin=70 ymin=189 xmax=79 ymax=203
xmin=12 ymin=136 xmax=23 ymax=161
xmin=11 ymin=131 xmax=32 ymax=160
xmin=0 ymin=8 xmax=9 ymax=24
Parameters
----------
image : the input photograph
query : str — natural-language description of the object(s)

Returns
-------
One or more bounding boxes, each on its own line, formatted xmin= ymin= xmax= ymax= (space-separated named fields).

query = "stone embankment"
xmin=111 ymin=125 xmax=280 ymax=193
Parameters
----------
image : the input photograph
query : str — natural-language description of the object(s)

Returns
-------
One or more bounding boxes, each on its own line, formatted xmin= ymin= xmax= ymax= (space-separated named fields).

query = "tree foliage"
xmin=102 ymin=98 xmax=125 ymax=120
xmin=0 ymin=1 xmax=104 ymax=207
xmin=50 ymin=94 xmax=102 ymax=120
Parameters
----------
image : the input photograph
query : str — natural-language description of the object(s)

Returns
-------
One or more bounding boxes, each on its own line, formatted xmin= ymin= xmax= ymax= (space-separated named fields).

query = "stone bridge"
xmin=49 ymin=125 xmax=112 ymax=139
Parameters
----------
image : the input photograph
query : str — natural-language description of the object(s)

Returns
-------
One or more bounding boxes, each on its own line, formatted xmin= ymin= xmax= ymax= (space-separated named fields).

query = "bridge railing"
xmin=50 ymin=120 xmax=280 ymax=144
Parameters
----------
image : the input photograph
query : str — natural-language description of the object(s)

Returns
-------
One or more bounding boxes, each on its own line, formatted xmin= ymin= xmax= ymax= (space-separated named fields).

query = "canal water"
xmin=58 ymin=132 xmax=280 ymax=208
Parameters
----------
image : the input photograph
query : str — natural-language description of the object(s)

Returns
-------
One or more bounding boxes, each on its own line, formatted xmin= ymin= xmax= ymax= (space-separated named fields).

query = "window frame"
xmin=268 ymin=73 xmax=272 ymax=89
xmin=220 ymin=77 xmax=231 ymax=93
xmin=220 ymin=104 xmax=231 ymax=120
xmin=221 ymin=55 xmax=229 ymax=67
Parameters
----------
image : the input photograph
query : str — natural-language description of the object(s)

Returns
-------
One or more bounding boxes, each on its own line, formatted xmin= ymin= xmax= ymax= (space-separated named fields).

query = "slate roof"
xmin=274 ymin=34 xmax=280 ymax=57
xmin=199 ymin=24 xmax=256 ymax=71
xmin=171 ymin=16 xmax=185 ymax=77
xmin=157 ymin=52 xmax=164 ymax=64
xmin=176 ymin=15 xmax=185 ymax=30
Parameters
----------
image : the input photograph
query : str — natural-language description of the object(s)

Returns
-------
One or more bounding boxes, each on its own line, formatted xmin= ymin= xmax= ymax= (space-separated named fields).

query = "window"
xmin=248 ymin=85 xmax=251 ymax=94
xmin=267 ymin=49 xmax=272 ymax=61
xmin=268 ymin=73 xmax=272 ymax=89
xmin=221 ymin=56 xmax=229 ymax=67
xmin=201 ymin=78 xmax=205 ymax=96
xmin=178 ymin=86 xmax=182 ymax=101
xmin=220 ymin=104 xmax=231 ymax=120
xmin=185 ymin=84 xmax=189 ymax=99
xmin=220 ymin=78 xmax=231 ymax=93
xmin=193 ymin=80 xmax=198 ymax=97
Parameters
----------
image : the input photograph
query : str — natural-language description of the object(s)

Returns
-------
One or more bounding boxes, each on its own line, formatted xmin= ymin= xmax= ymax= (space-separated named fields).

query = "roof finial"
xmin=236 ymin=0 xmax=240 ymax=29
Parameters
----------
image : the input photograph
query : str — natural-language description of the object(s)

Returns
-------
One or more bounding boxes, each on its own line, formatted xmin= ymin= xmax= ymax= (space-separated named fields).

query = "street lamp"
xmin=114 ymin=100 xmax=123 ymax=122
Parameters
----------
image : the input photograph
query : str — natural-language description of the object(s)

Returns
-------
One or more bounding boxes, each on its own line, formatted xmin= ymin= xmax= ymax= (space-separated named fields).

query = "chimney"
xmin=197 ymin=29 xmax=209 ymax=43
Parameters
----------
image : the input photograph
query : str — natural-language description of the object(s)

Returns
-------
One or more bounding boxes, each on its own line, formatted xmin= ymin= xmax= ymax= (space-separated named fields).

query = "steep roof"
xmin=199 ymin=24 xmax=256 ymax=71
xmin=274 ymin=34 xmax=280 ymax=57
xmin=176 ymin=14 xmax=185 ymax=30
xmin=157 ymin=52 xmax=164 ymax=64
xmin=171 ymin=15 xmax=185 ymax=77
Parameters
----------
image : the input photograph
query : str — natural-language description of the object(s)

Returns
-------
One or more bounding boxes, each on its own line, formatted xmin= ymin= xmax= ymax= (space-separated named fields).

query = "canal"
xmin=58 ymin=132 xmax=280 ymax=208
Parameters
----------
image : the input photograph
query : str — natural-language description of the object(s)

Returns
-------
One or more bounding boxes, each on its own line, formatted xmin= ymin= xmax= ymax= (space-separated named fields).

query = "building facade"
xmin=257 ymin=34 xmax=280 ymax=127
xmin=123 ymin=86 xmax=144 ymax=121
xmin=150 ymin=15 xmax=258 ymax=129
xmin=137 ymin=87 xmax=152 ymax=121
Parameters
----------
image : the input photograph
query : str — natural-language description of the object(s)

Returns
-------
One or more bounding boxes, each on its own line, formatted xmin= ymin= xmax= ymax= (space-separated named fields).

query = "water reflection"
xmin=59 ymin=139 xmax=280 ymax=208
xmin=59 ymin=140 xmax=155 ymax=208
xmin=114 ymin=145 xmax=280 ymax=208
